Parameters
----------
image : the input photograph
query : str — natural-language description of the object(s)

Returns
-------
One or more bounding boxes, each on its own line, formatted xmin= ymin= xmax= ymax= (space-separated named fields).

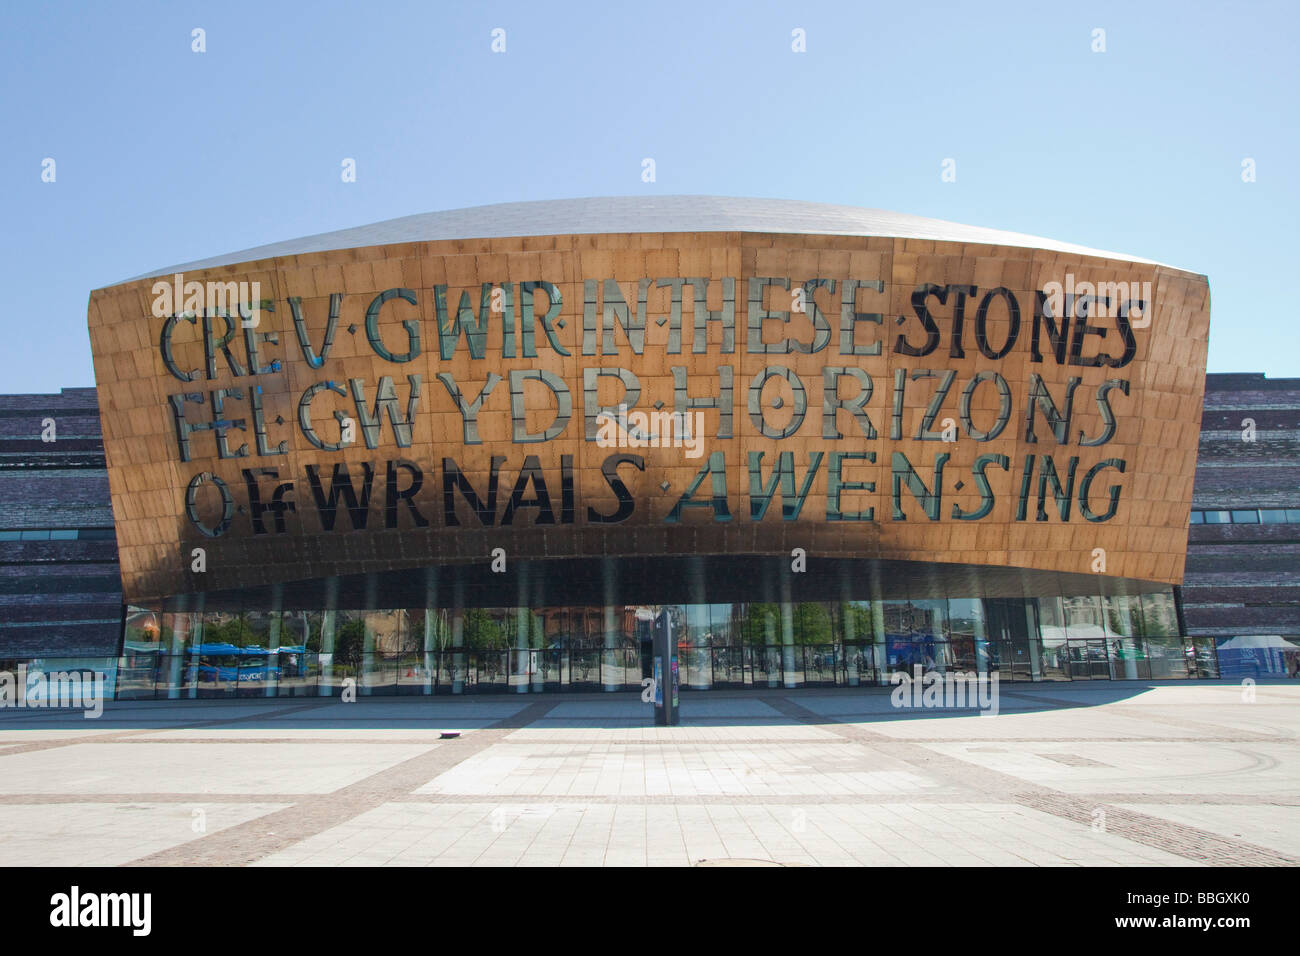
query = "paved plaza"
xmin=0 ymin=682 xmax=1295 ymax=866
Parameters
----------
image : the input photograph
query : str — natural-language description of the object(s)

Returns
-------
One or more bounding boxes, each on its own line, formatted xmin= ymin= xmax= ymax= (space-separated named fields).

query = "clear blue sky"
xmin=1 ymin=0 xmax=1295 ymax=393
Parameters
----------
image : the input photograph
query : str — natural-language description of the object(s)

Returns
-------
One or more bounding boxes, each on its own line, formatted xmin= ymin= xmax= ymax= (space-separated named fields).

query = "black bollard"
xmin=652 ymin=608 xmax=679 ymax=726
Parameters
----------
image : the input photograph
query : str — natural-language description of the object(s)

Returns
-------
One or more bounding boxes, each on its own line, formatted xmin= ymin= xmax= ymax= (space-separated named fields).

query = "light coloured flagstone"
xmin=0 ymin=742 xmax=438 ymax=795
xmin=0 ymin=683 xmax=1294 ymax=867
xmin=0 ymin=802 xmax=290 ymax=866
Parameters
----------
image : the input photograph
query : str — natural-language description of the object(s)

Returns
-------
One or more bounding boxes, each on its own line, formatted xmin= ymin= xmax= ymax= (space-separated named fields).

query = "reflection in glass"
xmin=909 ymin=599 xmax=950 ymax=674
xmin=47 ymin=569 xmax=1216 ymax=700
xmin=947 ymin=598 xmax=987 ymax=676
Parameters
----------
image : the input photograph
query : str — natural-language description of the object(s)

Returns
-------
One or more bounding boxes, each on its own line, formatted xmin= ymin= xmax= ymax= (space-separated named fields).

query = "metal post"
xmin=602 ymin=557 xmax=619 ymax=692
xmin=652 ymin=609 xmax=679 ymax=726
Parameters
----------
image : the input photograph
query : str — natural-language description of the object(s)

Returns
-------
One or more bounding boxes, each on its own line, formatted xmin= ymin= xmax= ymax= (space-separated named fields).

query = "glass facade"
xmin=81 ymin=579 xmax=1218 ymax=700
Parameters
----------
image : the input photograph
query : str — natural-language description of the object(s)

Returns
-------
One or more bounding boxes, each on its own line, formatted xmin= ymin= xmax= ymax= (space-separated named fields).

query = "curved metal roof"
xmin=123 ymin=195 xmax=1170 ymax=282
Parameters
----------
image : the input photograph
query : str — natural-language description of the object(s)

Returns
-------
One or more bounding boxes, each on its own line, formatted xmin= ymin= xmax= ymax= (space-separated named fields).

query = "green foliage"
xmin=794 ymin=603 xmax=832 ymax=645
xmin=840 ymin=603 xmax=876 ymax=643
xmin=740 ymin=603 xmax=779 ymax=645
xmin=333 ymin=619 xmax=366 ymax=673
xmin=463 ymin=609 xmax=506 ymax=650
xmin=198 ymin=615 xmax=253 ymax=646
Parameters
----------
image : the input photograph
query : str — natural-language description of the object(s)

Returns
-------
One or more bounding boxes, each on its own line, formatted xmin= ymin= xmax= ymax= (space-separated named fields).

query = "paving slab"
xmin=0 ymin=682 xmax=1293 ymax=866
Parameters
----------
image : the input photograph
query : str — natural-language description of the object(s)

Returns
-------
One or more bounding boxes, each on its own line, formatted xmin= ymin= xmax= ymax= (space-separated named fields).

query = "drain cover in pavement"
xmin=695 ymin=858 xmax=798 ymax=867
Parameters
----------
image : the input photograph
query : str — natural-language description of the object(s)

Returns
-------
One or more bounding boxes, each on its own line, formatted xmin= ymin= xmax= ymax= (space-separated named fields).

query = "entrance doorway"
xmin=983 ymin=598 xmax=1038 ymax=681
xmin=1065 ymin=639 xmax=1112 ymax=680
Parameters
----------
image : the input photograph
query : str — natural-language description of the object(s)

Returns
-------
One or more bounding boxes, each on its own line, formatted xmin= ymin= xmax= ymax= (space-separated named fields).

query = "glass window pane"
xmin=881 ymin=600 xmax=914 ymax=670
xmin=277 ymin=610 xmax=320 ymax=697
xmin=709 ymin=603 xmax=733 ymax=646
xmin=0 ymin=531 xmax=19 ymax=540
xmin=1230 ymin=510 xmax=1259 ymax=524
xmin=740 ymin=603 xmax=779 ymax=645
xmin=462 ymin=608 xmax=505 ymax=651
xmin=909 ymin=599 xmax=950 ymax=671
xmin=795 ymin=602 xmax=834 ymax=645
xmin=947 ymin=598 xmax=987 ymax=674
xmin=566 ymin=607 xmax=589 ymax=649
xmin=1062 ymin=595 xmax=1104 ymax=635
xmin=119 ymin=606 xmax=162 ymax=699
xmin=1260 ymin=509 xmax=1287 ymax=524
xmin=237 ymin=612 xmax=275 ymax=696
xmin=361 ymin=610 xmax=399 ymax=696
xmin=1144 ymin=633 xmax=1189 ymax=678
xmin=1103 ymin=594 xmax=1143 ymax=638
xmin=1287 ymin=509 xmax=1300 ymax=523
xmin=684 ymin=605 xmax=710 ymax=645
xmin=1038 ymin=595 xmax=1068 ymax=632
xmin=841 ymin=601 xmax=871 ymax=645
xmin=682 ymin=605 xmax=712 ymax=689
xmin=910 ymin=599 xmax=949 ymax=639
xmin=1139 ymin=591 xmax=1178 ymax=638
xmin=1203 ymin=510 xmax=1231 ymax=524
xmin=48 ymin=529 xmax=77 ymax=540
xmin=1189 ymin=510 xmax=1204 ymax=524
xmin=19 ymin=530 xmax=50 ymax=540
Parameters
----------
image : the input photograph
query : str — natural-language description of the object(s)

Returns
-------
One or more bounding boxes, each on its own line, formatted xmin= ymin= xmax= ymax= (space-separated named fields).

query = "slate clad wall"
xmin=1183 ymin=373 xmax=1300 ymax=640
xmin=0 ymin=388 xmax=123 ymax=657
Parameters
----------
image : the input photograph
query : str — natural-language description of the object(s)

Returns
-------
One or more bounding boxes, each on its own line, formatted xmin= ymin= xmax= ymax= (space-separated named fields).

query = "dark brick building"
xmin=1183 ymin=373 xmax=1300 ymax=677
xmin=0 ymin=388 xmax=122 ymax=662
